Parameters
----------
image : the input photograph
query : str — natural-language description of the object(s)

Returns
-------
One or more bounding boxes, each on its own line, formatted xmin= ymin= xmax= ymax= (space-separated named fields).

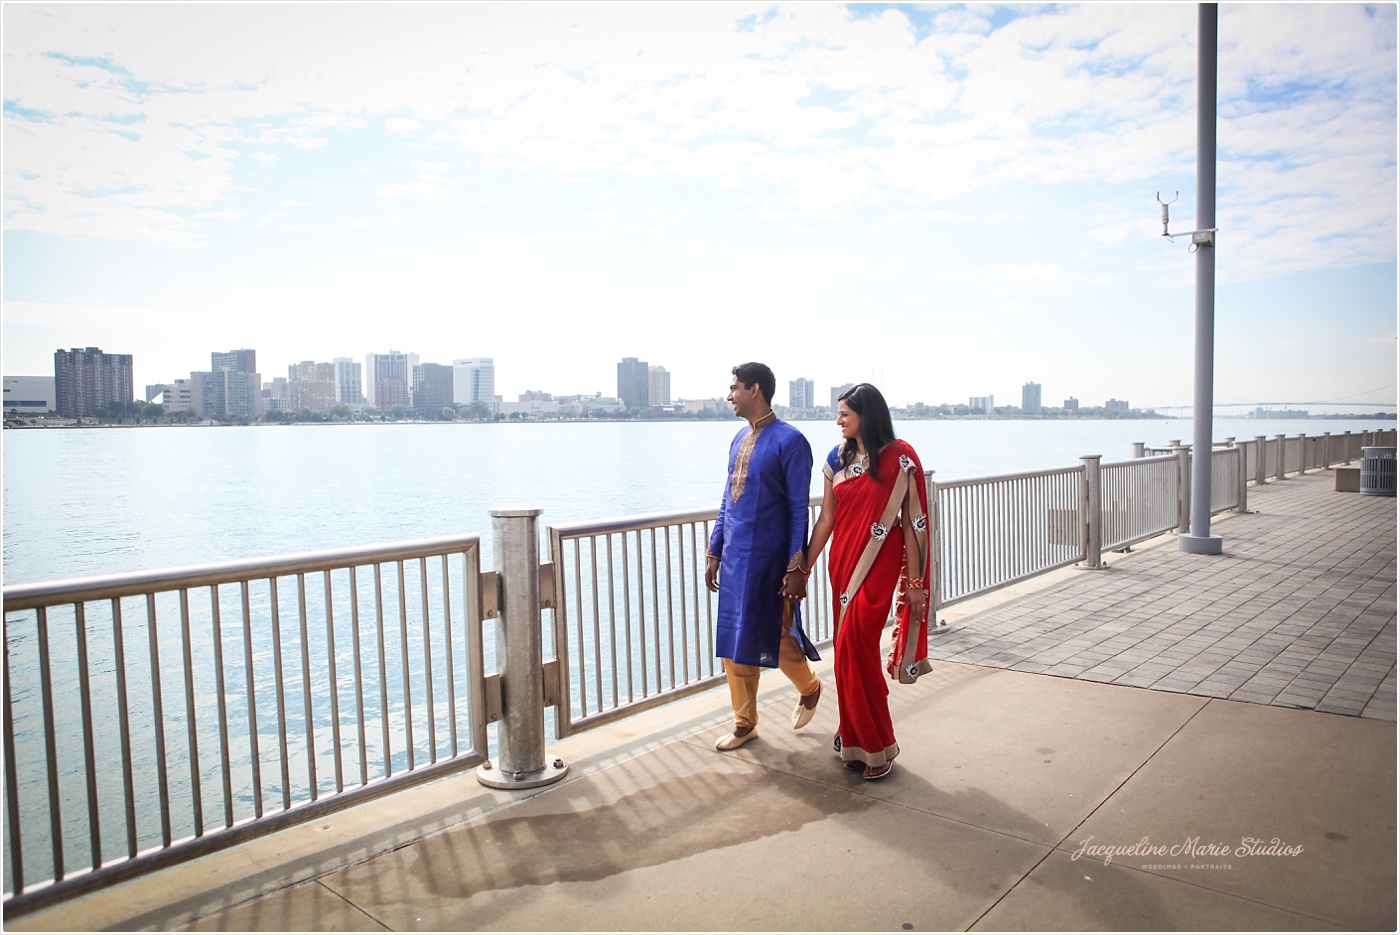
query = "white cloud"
xmin=1 ymin=2 xmax=1394 ymax=409
xmin=375 ymin=181 xmax=449 ymax=201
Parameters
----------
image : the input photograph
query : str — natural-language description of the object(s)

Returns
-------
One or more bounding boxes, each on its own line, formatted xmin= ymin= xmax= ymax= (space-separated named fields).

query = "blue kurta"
xmin=709 ymin=416 xmax=821 ymax=667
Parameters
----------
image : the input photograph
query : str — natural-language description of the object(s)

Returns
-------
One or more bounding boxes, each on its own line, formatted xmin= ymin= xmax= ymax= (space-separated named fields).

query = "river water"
xmin=4 ymin=417 xmax=1391 ymax=585
xmin=2 ymin=416 xmax=1393 ymax=893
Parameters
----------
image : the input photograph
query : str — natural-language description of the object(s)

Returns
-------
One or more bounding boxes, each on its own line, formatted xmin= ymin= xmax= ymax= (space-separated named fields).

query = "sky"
xmin=3 ymin=2 xmax=1396 ymax=414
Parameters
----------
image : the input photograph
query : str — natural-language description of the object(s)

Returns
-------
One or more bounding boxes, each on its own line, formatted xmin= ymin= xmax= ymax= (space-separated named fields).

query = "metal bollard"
xmin=1233 ymin=439 xmax=1248 ymax=512
xmin=477 ymin=508 xmax=569 ymax=791
xmin=1079 ymin=455 xmax=1104 ymax=568
xmin=1173 ymin=445 xmax=1191 ymax=534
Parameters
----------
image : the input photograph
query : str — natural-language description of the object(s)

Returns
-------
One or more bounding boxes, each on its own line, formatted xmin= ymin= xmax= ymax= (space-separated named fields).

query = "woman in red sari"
xmin=803 ymin=383 xmax=931 ymax=781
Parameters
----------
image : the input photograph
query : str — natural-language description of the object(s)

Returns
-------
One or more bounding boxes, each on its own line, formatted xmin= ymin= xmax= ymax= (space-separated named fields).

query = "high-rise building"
xmin=970 ymin=395 xmax=994 ymax=414
xmin=1063 ymin=397 xmax=1080 ymax=413
xmin=648 ymin=365 xmax=671 ymax=407
xmin=212 ymin=349 xmax=256 ymax=374
xmin=830 ymin=383 xmax=855 ymax=412
xmin=206 ymin=348 xmax=262 ymax=417
xmin=789 ymin=378 xmax=815 ymax=411
xmin=365 ymin=351 xmax=417 ymax=408
xmin=1022 ymin=381 xmax=1042 ymax=415
xmin=1106 ymin=398 xmax=1130 ymax=412
xmin=452 ymin=358 xmax=495 ymax=406
xmin=617 ymin=357 xmax=650 ymax=409
xmin=288 ymin=361 xmax=337 ymax=413
xmin=54 ymin=347 xmax=134 ymax=418
xmin=413 ymin=363 xmax=455 ymax=411
xmin=333 ymin=358 xmax=364 ymax=404
xmin=193 ymin=369 xmax=260 ymax=420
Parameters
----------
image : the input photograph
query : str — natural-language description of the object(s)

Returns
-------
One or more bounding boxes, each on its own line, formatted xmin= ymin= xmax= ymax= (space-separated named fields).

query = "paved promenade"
xmin=12 ymin=471 xmax=1396 ymax=932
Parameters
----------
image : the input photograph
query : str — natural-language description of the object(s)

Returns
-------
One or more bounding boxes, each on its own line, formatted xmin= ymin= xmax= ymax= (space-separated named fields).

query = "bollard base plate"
xmin=476 ymin=758 xmax=569 ymax=790
xmin=1178 ymin=533 xmax=1223 ymax=555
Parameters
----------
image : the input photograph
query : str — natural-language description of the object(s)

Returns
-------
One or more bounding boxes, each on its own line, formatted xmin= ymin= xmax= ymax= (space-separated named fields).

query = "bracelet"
xmin=906 ymin=576 xmax=926 ymax=590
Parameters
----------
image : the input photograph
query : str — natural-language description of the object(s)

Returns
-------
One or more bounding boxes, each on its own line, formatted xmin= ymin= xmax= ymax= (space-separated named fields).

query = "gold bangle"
xmin=907 ymin=576 xmax=926 ymax=590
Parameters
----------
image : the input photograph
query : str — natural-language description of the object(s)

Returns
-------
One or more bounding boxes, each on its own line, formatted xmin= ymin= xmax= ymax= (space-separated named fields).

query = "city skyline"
xmin=8 ymin=339 xmax=1388 ymax=417
xmin=3 ymin=4 xmax=1395 ymax=413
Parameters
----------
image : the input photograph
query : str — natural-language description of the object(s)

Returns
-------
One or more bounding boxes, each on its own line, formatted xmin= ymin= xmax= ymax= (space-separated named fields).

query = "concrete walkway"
xmin=11 ymin=472 xmax=1396 ymax=932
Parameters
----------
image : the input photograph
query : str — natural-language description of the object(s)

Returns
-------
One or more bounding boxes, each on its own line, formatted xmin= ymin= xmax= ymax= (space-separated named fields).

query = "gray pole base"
xmin=476 ymin=758 xmax=569 ymax=790
xmin=1178 ymin=533 xmax=1224 ymax=555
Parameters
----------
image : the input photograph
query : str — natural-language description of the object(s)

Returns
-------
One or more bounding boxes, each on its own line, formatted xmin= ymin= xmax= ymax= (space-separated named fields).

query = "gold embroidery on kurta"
xmin=730 ymin=411 xmax=777 ymax=502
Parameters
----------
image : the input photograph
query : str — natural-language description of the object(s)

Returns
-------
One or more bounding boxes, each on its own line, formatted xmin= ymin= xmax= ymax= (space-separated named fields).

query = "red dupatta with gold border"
xmin=824 ymin=438 xmax=933 ymax=684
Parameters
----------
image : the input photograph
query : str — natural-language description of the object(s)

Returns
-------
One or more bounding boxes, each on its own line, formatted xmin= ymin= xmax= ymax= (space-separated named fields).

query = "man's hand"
xmin=705 ymin=556 xmax=721 ymax=593
xmin=780 ymin=569 xmax=807 ymax=601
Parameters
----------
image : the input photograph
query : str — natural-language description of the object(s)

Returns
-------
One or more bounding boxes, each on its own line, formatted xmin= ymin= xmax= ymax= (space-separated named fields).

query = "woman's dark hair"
xmin=838 ymin=383 xmax=897 ymax=476
xmin=732 ymin=362 xmax=776 ymax=405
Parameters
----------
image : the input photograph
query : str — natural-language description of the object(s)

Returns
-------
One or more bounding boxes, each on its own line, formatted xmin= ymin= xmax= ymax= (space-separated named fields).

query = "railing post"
xmin=1296 ymin=433 xmax=1308 ymax=474
xmin=926 ymin=471 xmax=947 ymax=633
xmin=1132 ymin=442 xmax=1145 ymax=459
xmin=477 ymin=508 xmax=569 ymax=791
xmin=1275 ymin=434 xmax=1287 ymax=480
xmin=1322 ymin=432 xmax=1332 ymax=469
xmin=1174 ymin=445 xmax=1191 ymax=534
xmin=1234 ymin=440 xmax=1248 ymax=512
xmin=1079 ymin=456 xmax=1103 ymax=568
xmin=1254 ymin=435 xmax=1267 ymax=486
xmin=1342 ymin=431 xmax=1353 ymax=465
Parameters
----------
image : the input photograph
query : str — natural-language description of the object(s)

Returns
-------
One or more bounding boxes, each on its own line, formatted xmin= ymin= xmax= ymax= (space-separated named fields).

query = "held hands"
xmin=780 ymin=569 xmax=808 ymax=602
xmin=709 ymin=556 xmax=808 ymax=601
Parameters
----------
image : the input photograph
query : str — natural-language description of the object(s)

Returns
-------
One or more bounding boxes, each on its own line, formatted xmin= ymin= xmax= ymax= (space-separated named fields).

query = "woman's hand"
xmin=905 ymin=586 xmax=927 ymax=618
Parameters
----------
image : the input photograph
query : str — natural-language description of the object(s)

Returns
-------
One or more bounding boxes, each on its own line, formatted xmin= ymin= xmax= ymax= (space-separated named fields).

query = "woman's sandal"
xmin=863 ymin=761 xmax=895 ymax=781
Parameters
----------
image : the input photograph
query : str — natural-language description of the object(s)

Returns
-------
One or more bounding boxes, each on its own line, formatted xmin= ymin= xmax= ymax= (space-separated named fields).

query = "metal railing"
xmin=1209 ymin=447 xmax=1242 ymax=513
xmin=3 ymin=536 xmax=488 ymax=912
xmin=6 ymin=426 xmax=1394 ymax=913
xmin=1144 ymin=430 xmax=1397 ymax=485
xmin=931 ymin=466 xmax=1084 ymax=607
xmin=1101 ymin=455 xmax=1180 ymax=553
xmin=545 ymin=501 xmax=833 ymax=736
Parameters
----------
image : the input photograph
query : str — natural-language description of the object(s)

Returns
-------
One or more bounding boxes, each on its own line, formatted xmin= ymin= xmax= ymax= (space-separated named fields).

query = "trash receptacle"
xmin=1360 ymin=447 xmax=1396 ymax=497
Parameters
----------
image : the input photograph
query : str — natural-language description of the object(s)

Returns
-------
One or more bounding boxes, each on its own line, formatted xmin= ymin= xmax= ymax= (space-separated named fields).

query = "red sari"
xmin=824 ymin=438 xmax=932 ymax=768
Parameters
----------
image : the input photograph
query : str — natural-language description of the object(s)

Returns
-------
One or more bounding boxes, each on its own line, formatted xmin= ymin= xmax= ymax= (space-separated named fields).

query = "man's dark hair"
xmin=732 ymin=362 xmax=776 ymax=406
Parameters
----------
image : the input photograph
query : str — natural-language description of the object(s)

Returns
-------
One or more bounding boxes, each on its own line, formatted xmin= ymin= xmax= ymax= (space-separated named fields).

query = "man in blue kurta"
xmin=705 ymin=362 xmax=822 ymax=751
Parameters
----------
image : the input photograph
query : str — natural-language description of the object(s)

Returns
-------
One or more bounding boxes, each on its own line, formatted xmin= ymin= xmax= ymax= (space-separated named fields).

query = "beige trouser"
xmin=723 ymin=601 xmax=821 ymax=730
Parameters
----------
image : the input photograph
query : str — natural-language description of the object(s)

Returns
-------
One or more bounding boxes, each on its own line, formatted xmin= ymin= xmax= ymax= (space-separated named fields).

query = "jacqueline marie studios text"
xmin=1070 ymin=835 xmax=1305 ymax=867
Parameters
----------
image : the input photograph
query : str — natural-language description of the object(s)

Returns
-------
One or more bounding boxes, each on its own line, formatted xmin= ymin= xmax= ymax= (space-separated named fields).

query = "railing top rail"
xmin=933 ymin=464 xmax=1082 ymax=490
xmin=2 ymin=533 xmax=483 ymax=610
xmin=1104 ymin=454 xmax=1179 ymax=469
xmin=548 ymin=496 xmax=825 ymax=540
